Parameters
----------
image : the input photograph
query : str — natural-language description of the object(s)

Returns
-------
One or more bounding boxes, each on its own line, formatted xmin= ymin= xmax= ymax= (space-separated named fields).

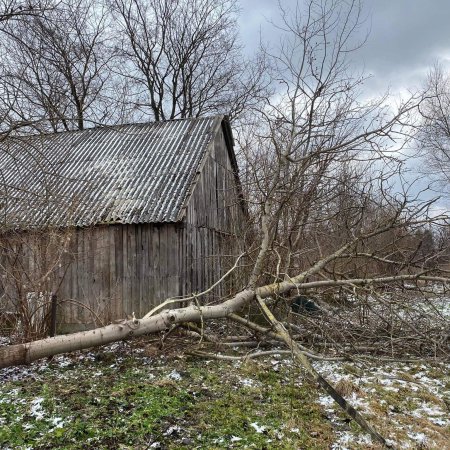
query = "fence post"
xmin=50 ymin=293 xmax=57 ymax=337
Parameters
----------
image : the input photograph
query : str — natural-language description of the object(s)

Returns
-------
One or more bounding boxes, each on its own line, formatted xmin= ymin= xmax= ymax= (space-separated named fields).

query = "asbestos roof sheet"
xmin=0 ymin=116 xmax=222 ymax=228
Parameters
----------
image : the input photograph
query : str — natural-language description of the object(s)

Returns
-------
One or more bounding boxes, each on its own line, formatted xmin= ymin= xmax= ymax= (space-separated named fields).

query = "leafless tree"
xmin=239 ymin=0 xmax=426 ymax=287
xmin=0 ymin=1 xmax=56 ymax=136
xmin=0 ymin=0 xmax=117 ymax=133
xmin=111 ymin=0 xmax=268 ymax=122
xmin=0 ymin=0 xmax=52 ymax=23
xmin=417 ymin=63 xmax=450 ymax=195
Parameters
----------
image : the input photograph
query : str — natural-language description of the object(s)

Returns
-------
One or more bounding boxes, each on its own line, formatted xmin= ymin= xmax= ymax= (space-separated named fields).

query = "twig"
xmin=179 ymin=323 xmax=220 ymax=344
xmin=190 ymin=348 xmax=346 ymax=362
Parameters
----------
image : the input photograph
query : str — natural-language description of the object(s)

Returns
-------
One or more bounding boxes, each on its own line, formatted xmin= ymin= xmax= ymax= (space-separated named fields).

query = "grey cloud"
xmin=239 ymin=0 xmax=450 ymax=96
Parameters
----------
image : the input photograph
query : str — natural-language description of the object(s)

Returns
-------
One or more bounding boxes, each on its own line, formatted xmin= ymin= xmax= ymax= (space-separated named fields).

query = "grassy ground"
xmin=0 ymin=335 xmax=448 ymax=449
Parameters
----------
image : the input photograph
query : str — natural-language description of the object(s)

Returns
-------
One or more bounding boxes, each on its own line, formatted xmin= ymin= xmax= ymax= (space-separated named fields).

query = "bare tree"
xmin=0 ymin=0 xmax=52 ymax=23
xmin=0 ymin=0 xmax=117 ymax=132
xmin=239 ymin=0 xmax=424 ymax=286
xmin=418 ymin=63 xmax=450 ymax=195
xmin=111 ymin=0 xmax=267 ymax=121
xmin=0 ymin=1 xmax=56 ymax=136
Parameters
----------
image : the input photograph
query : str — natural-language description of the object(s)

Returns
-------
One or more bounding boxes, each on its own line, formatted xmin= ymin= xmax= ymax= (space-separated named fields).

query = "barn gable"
xmin=0 ymin=116 xmax=245 ymax=332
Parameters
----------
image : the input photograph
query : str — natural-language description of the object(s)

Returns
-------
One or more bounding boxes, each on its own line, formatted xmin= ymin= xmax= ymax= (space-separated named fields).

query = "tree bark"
xmin=0 ymin=289 xmax=253 ymax=368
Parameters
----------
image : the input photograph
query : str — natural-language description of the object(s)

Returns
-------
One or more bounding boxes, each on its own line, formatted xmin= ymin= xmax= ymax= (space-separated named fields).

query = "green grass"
xmin=0 ymin=362 xmax=192 ymax=448
xmin=185 ymin=360 xmax=332 ymax=449
xmin=2 ymin=340 xmax=447 ymax=449
xmin=0 ymin=345 xmax=333 ymax=449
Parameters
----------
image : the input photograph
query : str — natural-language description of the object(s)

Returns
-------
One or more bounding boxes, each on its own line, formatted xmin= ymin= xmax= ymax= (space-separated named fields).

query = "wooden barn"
xmin=0 ymin=116 xmax=246 ymax=332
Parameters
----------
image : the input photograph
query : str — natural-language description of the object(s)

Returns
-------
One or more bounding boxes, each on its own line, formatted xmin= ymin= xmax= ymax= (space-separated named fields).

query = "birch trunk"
xmin=0 ymin=273 xmax=447 ymax=369
xmin=0 ymin=289 xmax=252 ymax=368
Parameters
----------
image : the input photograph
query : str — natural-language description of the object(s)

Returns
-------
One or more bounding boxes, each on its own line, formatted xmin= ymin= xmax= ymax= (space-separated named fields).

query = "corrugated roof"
xmin=0 ymin=116 xmax=224 ymax=228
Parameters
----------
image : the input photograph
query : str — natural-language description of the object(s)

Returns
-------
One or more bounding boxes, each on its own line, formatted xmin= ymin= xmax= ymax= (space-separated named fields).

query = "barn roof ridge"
xmin=4 ymin=115 xmax=222 ymax=141
xmin=0 ymin=115 xmax=236 ymax=229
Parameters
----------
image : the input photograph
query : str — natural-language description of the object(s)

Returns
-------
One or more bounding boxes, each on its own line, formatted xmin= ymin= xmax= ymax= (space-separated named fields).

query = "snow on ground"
xmin=314 ymin=360 xmax=450 ymax=449
xmin=1 ymin=337 xmax=448 ymax=448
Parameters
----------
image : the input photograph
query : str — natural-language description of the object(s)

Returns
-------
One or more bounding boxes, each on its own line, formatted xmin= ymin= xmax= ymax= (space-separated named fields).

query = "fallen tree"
xmin=3 ymin=249 xmax=448 ymax=369
xmin=1 ymin=272 xmax=448 ymax=447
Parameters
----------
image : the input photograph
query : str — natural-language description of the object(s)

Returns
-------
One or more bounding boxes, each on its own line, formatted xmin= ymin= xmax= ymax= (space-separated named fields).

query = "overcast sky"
xmin=238 ymin=0 xmax=450 ymax=209
xmin=239 ymin=0 xmax=450 ymax=98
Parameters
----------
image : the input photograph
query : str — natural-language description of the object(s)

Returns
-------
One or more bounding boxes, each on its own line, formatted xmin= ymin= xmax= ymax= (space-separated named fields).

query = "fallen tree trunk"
xmin=1 ymin=273 xmax=448 ymax=368
xmin=1 ymin=275 xmax=447 ymax=448
xmin=0 ymin=288 xmax=254 ymax=368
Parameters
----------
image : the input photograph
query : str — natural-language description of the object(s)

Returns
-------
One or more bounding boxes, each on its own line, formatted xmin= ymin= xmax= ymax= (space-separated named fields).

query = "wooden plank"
xmin=100 ymin=227 xmax=111 ymax=319
xmin=57 ymin=231 xmax=74 ymax=325
xmin=129 ymin=224 xmax=138 ymax=316
xmin=108 ymin=226 xmax=116 ymax=319
xmin=151 ymin=225 xmax=160 ymax=307
xmin=78 ymin=228 xmax=88 ymax=324
xmin=98 ymin=227 xmax=110 ymax=322
xmin=159 ymin=225 xmax=168 ymax=304
xmin=68 ymin=231 xmax=79 ymax=325
xmin=140 ymin=224 xmax=150 ymax=314
xmin=114 ymin=225 xmax=124 ymax=319
xmin=91 ymin=228 xmax=101 ymax=321
xmin=122 ymin=225 xmax=130 ymax=318
xmin=167 ymin=224 xmax=179 ymax=300
xmin=87 ymin=228 xmax=96 ymax=324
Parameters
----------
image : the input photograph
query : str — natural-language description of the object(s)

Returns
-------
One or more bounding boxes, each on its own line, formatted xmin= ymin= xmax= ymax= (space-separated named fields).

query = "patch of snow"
xmin=430 ymin=417 xmax=447 ymax=426
xmin=238 ymin=377 xmax=256 ymax=387
xmin=163 ymin=425 xmax=181 ymax=436
xmin=230 ymin=436 xmax=242 ymax=442
xmin=385 ymin=438 xmax=397 ymax=447
xmin=407 ymin=431 xmax=427 ymax=444
xmin=357 ymin=434 xmax=372 ymax=445
xmin=318 ymin=395 xmax=334 ymax=410
xmin=347 ymin=392 xmax=370 ymax=410
xmin=250 ymin=422 xmax=266 ymax=433
xmin=52 ymin=356 xmax=73 ymax=368
xmin=410 ymin=401 xmax=449 ymax=426
xmin=383 ymin=386 xmax=399 ymax=392
xmin=167 ymin=370 xmax=182 ymax=381
xmin=280 ymin=358 xmax=293 ymax=367
xmin=0 ymin=336 xmax=11 ymax=347
xmin=29 ymin=397 xmax=45 ymax=420
xmin=332 ymin=431 xmax=373 ymax=449
xmin=50 ymin=417 xmax=64 ymax=429
xmin=412 ymin=402 xmax=446 ymax=418
xmin=274 ymin=430 xmax=284 ymax=440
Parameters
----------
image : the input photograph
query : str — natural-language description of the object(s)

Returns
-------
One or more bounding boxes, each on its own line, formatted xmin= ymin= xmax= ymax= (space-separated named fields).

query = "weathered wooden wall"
xmin=53 ymin=223 xmax=183 ymax=331
xmin=182 ymin=122 xmax=246 ymax=298
xmin=0 ymin=224 xmax=183 ymax=332
xmin=0 ymin=124 xmax=247 ymax=332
